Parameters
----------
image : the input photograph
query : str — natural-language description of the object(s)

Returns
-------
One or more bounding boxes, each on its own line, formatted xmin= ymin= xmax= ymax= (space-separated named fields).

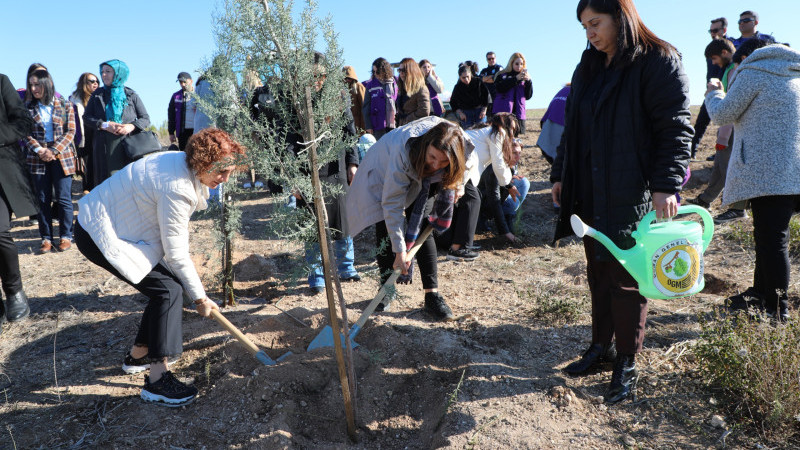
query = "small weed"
xmin=723 ymin=216 xmax=800 ymax=255
xmin=695 ymin=311 xmax=800 ymax=443
xmin=519 ymin=281 xmax=587 ymax=324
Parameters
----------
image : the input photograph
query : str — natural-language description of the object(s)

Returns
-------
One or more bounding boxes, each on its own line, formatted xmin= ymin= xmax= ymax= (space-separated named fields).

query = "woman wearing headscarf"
xmin=551 ymin=0 xmax=692 ymax=404
xmin=83 ymin=59 xmax=150 ymax=185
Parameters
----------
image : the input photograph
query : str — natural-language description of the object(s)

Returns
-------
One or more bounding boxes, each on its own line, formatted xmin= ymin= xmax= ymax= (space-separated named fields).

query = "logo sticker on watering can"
xmin=652 ymin=239 xmax=703 ymax=297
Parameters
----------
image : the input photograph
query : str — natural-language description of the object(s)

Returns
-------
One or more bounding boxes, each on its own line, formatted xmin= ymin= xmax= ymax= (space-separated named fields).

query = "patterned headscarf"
xmin=100 ymin=59 xmax=129 ymax=123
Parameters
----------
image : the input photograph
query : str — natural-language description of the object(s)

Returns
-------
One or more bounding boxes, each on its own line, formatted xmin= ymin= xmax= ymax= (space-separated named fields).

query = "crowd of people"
xmin=0 ymin=0 xmax=797 ymax=412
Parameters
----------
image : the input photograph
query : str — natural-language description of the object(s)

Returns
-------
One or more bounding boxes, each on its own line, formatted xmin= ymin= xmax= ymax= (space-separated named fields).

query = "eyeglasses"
xmin=738 ymin=17 xmax=755 ymax=24
xmin=708 ymin=28 xmax=721 ymax=34
xmin=87 ymin=79 xmax=99 ymax=84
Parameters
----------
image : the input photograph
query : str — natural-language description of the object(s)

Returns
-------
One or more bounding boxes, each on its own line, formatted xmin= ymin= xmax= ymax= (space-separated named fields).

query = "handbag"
xmin=121 ymin=130 xmax=163 ymax=161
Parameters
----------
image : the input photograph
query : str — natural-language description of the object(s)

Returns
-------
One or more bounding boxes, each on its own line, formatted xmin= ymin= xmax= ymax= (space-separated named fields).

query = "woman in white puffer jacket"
xmin=447 ymin=113 xmax=520 ymax=253
xmin=75 ymin=128 xmax=244 ymax=407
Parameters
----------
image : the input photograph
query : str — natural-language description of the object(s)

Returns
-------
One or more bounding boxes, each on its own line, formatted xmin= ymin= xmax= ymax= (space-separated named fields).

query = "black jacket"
xmin=449 ymin=78 xmax=489 ymax=112
xmin=0 ymin=74 xmax=38 ymax=218
xmin=551 ymin=49 xmax=693 ymax=253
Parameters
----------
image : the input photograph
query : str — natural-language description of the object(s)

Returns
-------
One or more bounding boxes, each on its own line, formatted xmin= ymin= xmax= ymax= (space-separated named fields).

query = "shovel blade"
xmin=306 ymin=325 xmax=361 ymax=351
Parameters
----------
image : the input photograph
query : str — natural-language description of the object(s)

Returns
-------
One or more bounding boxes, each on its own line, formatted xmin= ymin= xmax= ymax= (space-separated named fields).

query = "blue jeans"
xmin=459 ymin=108 xmax=486 ymax=129
xmin=305 ymin=236 xmax=357 ymax=288
xmin=502 ymin=177 xmax=530 ymax=216
xmin=32 ymin=161 xmax=74 ymax=241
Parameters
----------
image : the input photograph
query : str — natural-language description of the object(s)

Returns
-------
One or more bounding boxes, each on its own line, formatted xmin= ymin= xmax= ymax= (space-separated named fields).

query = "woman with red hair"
xmin=75 ymin=128 xmax=244 ymax=407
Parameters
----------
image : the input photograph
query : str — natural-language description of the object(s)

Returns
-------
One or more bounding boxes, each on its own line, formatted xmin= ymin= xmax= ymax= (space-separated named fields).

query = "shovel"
xmin=210 ymin=309 xmax=292 ymax=365
xmin=307 ymin=226 xmax=433 ymax=351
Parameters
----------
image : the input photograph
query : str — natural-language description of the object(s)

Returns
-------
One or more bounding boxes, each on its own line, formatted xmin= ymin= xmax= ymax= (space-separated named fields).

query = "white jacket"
xmin=78 ymin=152 xmax=209 ymax=300
xmin=463 ymin=126 xmax=512 ymax=188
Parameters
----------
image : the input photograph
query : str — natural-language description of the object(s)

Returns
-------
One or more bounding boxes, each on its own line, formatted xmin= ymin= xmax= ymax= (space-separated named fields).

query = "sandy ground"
xmin=0 ymin=111 xmax=794 ymax=449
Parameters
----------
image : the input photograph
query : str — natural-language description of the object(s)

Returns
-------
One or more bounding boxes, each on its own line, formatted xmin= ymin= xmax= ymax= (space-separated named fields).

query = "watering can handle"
xmin=675 ymin=204 xmax=715 ymax=252
xmin=639 ymin=205 xmax=714 ymax=252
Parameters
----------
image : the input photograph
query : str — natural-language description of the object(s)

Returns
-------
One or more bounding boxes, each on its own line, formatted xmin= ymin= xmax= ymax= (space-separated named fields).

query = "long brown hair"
xmin=490 ymin=113 xmax=519 ymax=166
xmin=408 ymin=122 xmax=466 ymax=190
xmin=577 ymin=0 xmax=677 ymax=75
xmin=72 ymin=72 xmax=97 ymax=107
xmin=398 ymin=57 xmax=425 ymax=96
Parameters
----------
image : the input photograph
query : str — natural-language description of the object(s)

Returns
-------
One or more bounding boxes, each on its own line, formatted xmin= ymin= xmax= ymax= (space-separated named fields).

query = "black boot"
xmin=604 ymin=353 xmax=638 ymax=404
xmin=6 ymin=291 xmax=30 ymax=322
xmin=0 ymin=298 xmax=6 ymax=327
xmin=563 ymin=342 xmax=617 ymax=376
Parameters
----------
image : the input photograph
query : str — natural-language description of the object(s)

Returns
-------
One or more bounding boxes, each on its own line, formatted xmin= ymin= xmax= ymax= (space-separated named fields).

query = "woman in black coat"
xmin=0 ymin=74 xmax=39 ymax=325
xmin=83 ymin=59 xmax=150 ymax=186
xmin=550 ymin=0 xmax=692 ymax=404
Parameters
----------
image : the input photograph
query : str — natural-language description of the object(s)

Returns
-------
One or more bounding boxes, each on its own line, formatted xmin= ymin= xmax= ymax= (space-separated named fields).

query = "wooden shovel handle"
xmin=210 ymin=309 xmax=259 ymax=355
xmin=354 ymin=225 xmax=434 ymax=330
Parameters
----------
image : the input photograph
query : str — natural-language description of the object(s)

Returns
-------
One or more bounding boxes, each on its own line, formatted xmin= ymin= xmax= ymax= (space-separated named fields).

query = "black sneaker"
xmin=122 ymin=352 xmax=179 ymax=374
xmin=141 ymin=371 xmax=198 ymax=407
xmin=714 ymin=209 xmax=746 ymax=224
xmin=446 ymin=247 xmax=479 ymax=262
xmin=424 ymin=292 xmax=455 ymax=321
xmin=685 ymin=197 xmax=710 ymax=209
xmin=706 ymin=154 xmax=715 ymax=162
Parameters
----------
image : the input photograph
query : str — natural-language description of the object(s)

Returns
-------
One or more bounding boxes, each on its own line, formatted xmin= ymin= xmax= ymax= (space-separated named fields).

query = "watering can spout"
xmin=570 ymin=215 xmax=643 ymax=283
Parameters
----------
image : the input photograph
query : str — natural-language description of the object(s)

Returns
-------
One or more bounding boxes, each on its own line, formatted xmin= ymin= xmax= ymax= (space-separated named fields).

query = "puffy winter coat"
xmin=78 ymin=151 xmax=209 ymax=300
xmin=551 ymin=49 xmax=692 ymax=254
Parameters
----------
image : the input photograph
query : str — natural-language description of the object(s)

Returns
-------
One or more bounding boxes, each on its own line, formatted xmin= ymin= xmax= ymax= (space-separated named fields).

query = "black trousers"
xmin=478 ymin=165 xmax=511 ymax=235
xmin=178 ymin=128 xmax=194 ymax=151
xmin=691 ymin=102 xmax=711 ymax=155
xmin=750 ymin=195 xmax=799 ymax=311
xmin=375 ymin=191 xmax=438 ymax=289
xmin=0 ymin=188 xmax=23 ymax=296
xmin=438 ymin=180 xmax=480 ymax=248
xmin=75 ymin=222 xmax=184 ymax=359
xmin=584 ymin=238 xmax=648 ymax=354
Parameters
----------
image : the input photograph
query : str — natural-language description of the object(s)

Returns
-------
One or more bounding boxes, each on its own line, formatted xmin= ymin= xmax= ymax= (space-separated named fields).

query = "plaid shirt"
xmin=25 ymin=97 xmax=77 ymax=175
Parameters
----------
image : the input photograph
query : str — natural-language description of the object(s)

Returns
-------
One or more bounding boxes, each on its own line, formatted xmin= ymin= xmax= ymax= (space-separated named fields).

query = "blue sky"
xmin=5 ymin=1 xmax=795 ymax=127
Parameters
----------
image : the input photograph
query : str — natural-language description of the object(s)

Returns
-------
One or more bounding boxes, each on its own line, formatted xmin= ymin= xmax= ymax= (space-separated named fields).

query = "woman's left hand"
xmin=195 ymin=298 xmax=219 ymax=317
xmin=652 ymin=192 xmax=678 ymax=220
xmin=478 ymin=108 xmax=486 ymax=120
xmin=347 ymin=164 xmax=357 ymax=185
xmin=508 ymin=185 xmax=520 ymax=202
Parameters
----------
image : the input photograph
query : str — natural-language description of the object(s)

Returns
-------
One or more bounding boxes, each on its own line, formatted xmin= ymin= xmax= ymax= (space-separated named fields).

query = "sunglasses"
xmin=708 ymin=28 xmax=721 ymax=34
xmin=738 ymin=17 xmax=755 ymax=24
xmin=87 ymin=79 xmax=99 ymax=84
xmin=397 ymin=68 xmax=406 ymax=73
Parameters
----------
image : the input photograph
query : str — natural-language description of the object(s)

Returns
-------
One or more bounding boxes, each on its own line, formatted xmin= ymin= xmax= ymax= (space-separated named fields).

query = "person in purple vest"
xmin=492 ymin=52 xmax=533 ymax=133
xmin=168 ymin=72 xmax=195 ymax=151
xmin=362 ymin=57 xmax=398 ymax=140
xmin=537 ymin=84 xmax=570 ymax=164
xmin=419 ymin=59 xmax=444 ymax=117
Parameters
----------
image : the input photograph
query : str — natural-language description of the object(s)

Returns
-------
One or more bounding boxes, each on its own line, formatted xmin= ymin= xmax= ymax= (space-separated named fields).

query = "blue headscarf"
xmin=100 ymin=59 xmax=129 ymax=123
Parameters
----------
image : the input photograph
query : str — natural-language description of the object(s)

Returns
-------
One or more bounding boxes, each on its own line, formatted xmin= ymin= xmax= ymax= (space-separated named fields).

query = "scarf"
xmin=398 ymin=173 xmax=456 ymax=284
xmin=101 ymin=59 xmax=130 ymax=123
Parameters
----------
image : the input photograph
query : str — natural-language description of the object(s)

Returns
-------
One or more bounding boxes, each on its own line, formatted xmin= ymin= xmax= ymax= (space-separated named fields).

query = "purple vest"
xmin=492 ymin=73 xmax=529 ymax=120
xmin=426 ymin=83 xmax=443 ymax=116
xmin=363 ymin=77 xmax=397 ymax=131
xmin=170 ymin=90 xmax=187 ymax=138
xmin=541 ymin=86 xmax=570 ymax=126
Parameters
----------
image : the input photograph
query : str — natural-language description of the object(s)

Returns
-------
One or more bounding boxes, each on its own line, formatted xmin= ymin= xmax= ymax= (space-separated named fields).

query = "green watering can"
xmin=570 ymin=205 xmax=714 ymax=300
